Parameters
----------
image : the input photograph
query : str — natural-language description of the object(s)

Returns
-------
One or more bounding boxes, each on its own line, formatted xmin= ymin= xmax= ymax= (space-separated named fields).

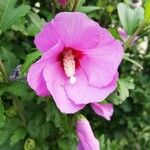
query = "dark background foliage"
xmin=0 ymin=0 xmax=150 ymax=149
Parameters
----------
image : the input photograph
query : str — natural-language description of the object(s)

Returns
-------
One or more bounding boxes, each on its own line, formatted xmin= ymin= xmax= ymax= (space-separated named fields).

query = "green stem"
xmin=52 ymin=0 xmax=57 ymax=15
xmin=0 ymin=59 xmax=7 ymax=80
xmin=124 ymin=22 xmax=145 ymax=50
xmin=72 ymin=0 xmax=79 ymax=11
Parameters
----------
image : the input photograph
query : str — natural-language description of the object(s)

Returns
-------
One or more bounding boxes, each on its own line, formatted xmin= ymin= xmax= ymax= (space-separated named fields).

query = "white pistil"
xmin=70 ymin=76 xmax=77 ymax=84
xmin=63 ymin=50 xmax=76 ymax=84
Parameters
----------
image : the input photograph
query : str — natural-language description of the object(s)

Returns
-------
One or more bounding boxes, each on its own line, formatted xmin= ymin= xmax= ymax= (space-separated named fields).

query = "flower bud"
xmin=76 ymin=116 xmax=100 ymax=150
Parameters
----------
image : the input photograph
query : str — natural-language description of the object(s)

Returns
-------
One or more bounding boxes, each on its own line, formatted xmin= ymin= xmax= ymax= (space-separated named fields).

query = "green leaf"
xmin=27 ymin=112 xmax=53 ymax=139
xmin=76 ymin=0 xmax=100 ymax=13
xmin=109 ymin=28 xmax=121 ymax=40
xmin=26 ymin=23 xmax=40 ymax=36
xmin=28 ymin=12 xmax=45 ymax=31
xmin=12 ymin=18 xmax=28 ymax=36
xmin=6 ymin=82 xmax=28 ymax=97
xmin=45 ymin=101 xmax=68 ymax=130
xmin=118 ymin=77 xmax=135 ymax=102
xmin=0 ymin=117 xmax=21 ymax=145
xmin=6 ymin=106 xmax=18 ymax=117
xmin=21 ymin=51 xmax=42 ymax=76
xmin=0 ymin=101 xmax=4 ymax=114
xmin=58 ymin=136 xmax=76 ymax=150
xmin=35 ymin=142 xmax=49 ymax=150
xmin=117 ymin=3 xmax=144 ymax=35
xmin=145 ymin=53 xmax=150 ymax=58
xmin=27 ymin=12 xmax=45 ymax=36
xmin=10 ymin=127 xmax=27 ymax=146
xmin=124 ymin=54 xmax=143 ymax=69
xmin=144 ymin=0 xmax=150 ymax=24
xmin=0 ymin=101 xmax=5 ymax=127
xmin=77 ymin=6 xmax=100 ymax=13
xmin=0 ymin=130 xmax=11 ymax=145
xmin=0 ymin=0 xmax=31 ymax=33
xmin=12 ymin=11 xmax=45 ymax=36
xmin=108 ymin=94 xmax=121 ymax=105
xmin=0 ymin=47 xmax=19 ymax=74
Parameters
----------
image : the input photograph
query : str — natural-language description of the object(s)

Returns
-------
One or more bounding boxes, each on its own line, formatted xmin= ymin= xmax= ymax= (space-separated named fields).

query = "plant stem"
xmin=52 ymin=0 xmax=57 ymax=15
xmin=72 ymin=0 xmax=79 ymax=11
xmin=0 ymin=59 xmax=7 ymax=80
xmin=124 ymin=22 xmax=145 ymax=50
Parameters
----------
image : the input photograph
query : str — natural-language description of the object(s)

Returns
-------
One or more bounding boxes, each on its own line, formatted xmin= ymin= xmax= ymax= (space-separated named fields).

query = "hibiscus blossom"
xmin=27 ymin=12 xmax=123 ymax=113
xmin=76 ymin=116 xmax=100 ymax=150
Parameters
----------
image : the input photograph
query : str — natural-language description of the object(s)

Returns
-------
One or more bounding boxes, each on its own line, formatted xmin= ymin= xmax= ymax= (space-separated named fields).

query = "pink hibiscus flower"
xmin=27 ymin=12 xmax=123 ymax=114
xmin=76 ymin=116 xmax=100 ymax=150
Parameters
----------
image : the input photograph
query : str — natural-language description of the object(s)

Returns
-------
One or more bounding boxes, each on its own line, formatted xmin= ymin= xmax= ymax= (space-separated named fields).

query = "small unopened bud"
xmin=76 ymin=115 xmax=100 ymax=149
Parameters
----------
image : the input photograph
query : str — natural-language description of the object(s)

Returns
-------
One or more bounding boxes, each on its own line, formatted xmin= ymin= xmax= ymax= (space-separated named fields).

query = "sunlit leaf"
xmin=124 ymin=54 xmax=143 ymax=69
xmin=144 ymin=0 xmax=150 ymax=24
xmin=117 ymin=3 xmax=144 ymax=35
xmin=118 ymin=77 xmax=135 ymax=101
xmin=21 ymin=51 xmax=41 ymax=76
xmin=0 ymin=0 xmax=30 ymax=33
xmin=10 ymin=127 xmax=27 ymax=146
xmin=77 ymin=6 xmax=101 ymax=13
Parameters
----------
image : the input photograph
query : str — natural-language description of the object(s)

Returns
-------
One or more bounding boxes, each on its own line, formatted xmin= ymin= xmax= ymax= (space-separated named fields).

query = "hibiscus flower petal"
xmin=53 ymin=12 xmax=100 ymax=50
xmin=97 ymin=27 xmax=115 ymax=47
xmin=27 ymin=59 xmax=50 ymax=96
xmin=91 ymin=103 xmax=114 ymax=120
xmin=76 ymin=117 xmax=100 ymax=150
xmin=41 ymin=39 xmax=64 ymax=62
xmin=43 ymin=62 xmax=85 ymax=114
xmin=27 ymin=40 xmax=63 ymax=96
xmin=80 ymin=40 xmax=123 ymax=87
xmin=34 ymin=22 xmax=58 ymax=53
xmin=65 ymin=68 xmax=118 ymax=105
xmin=77 ymin=142 xmax=84 ymax=150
